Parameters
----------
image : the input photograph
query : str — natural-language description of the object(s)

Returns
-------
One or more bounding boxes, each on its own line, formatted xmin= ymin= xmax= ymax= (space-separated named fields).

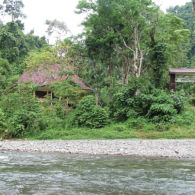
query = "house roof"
xmin=19 ymin=64 xmax=92 ymax=90
xmin=169 ymin=68 xmax=195 ymax=75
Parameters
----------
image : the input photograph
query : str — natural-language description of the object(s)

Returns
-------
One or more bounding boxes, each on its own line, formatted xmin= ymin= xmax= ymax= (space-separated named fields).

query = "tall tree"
xmin=149 ymin=12 xmax=190 ymax=87
xmin=192 ymin=0 xmax=195 ymax=14
xmin=3 ymin=0 xmax=25 ymax=21
xmin=77 ymin=0 xmax=190 ymax=91
xmin=77 ymin=0 xmax=157 ymax=84
xmin=45 ymin=19 xmax=69 ymax=43
xmin=0 ymin=21 xmax=48 ymax=74
xmin=167 ymin=2 xmax=195 ymax=66
xmin=0 ymin=21 xmax=27 ymax=64
xmin=112 ymin=0 xmax=157 ymax=79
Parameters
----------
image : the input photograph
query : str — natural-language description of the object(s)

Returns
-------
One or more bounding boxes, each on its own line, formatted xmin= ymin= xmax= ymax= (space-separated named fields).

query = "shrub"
xmin=190 ymin=96 xmax=195 ymax=106
xmin=113 ymin=125 xmax=126 ymax=132
xmin=146 ymin=103 xmax=177 ymax=123
xmin=174 ymin=109 xmax=195 ymax=127
xmin=170 ymin=90 xmax=186 ymax=113
xmin=0 ymin=88 xmax=44 ymax=138
xmin=7 ymin=110 xmax=41 ymax=138
xmin=155 ymin=123 xmax=170 ymax=132
xmin=127 ymin=117 xmax=160 ymax=132
xmin=0 ymin=108 xmax=6 ymax=135
xmin=126 ymin=117 xmax=148 ymax=130
xmin=110 ymin=86 xmax=178 ymax=123
xmin=109 ymin=85 xmax=137 ymax=121
xmin=135 ymin=89 xmax=177 ymax=123
xmin=190 ymin=84 xmax=195 ymax=93
xmin=74 ymin=95 xmax=109 ymax=128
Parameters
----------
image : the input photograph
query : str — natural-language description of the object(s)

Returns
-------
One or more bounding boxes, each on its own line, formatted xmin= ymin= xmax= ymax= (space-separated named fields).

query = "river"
xmin=0 ymin=152 xmax=195 ymax=194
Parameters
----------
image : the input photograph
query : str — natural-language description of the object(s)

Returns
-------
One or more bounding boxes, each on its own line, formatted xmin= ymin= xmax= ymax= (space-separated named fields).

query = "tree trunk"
xmin=95 ymin=89 xmax=99 ymax=105
xmin=133 ymin=26 xmax=144 ymax=78
xmin=33 ymin=91 xmax=36 ymax=98
xmin=122 ymin=63 xmax=129 ymax=85
xmin=192 ymin=0 xmax=195 ymax=14
xmin=121 ymin=49 xmax=130 ymax=85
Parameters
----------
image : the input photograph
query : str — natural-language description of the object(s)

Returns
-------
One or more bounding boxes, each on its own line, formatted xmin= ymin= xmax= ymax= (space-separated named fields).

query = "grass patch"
xmin=20 ymin=109 xmax=195 ymax=140
xmin=29 ymin=123 xmax=138 ymax=140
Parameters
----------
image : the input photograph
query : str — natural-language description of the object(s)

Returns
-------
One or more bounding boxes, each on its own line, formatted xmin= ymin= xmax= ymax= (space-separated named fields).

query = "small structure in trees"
xmin=19 ymin=64 xmax=91 ymax=99
xmin=169 ymin=68 xmax=195 ymax=90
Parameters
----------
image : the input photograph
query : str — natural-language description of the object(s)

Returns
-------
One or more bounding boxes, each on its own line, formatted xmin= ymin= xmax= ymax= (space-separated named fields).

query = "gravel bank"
xmin=0 ymin=140 xmax=195 ymax=158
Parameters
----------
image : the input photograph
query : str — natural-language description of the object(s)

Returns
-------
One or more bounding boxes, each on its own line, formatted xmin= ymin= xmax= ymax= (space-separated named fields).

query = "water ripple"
xmin=0 ymin=152 xmax=194 ymax=195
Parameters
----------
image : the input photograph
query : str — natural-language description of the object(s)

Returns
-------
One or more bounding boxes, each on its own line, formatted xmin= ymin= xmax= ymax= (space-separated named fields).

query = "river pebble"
xmin=0 ymin=139 xmax=195 ymax=158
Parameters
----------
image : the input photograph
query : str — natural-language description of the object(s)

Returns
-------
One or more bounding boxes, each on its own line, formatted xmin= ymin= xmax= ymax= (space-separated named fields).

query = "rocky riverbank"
xmin=0 ymin=139 xmax=195 ymax=158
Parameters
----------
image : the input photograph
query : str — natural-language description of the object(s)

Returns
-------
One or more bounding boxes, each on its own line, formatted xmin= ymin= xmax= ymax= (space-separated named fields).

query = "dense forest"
xmin=0 ymin=0 xmax=195 ymax=139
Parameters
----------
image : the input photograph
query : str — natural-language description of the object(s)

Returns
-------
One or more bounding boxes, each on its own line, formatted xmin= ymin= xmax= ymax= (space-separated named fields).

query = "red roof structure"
xmin=169 ymin=68 xmax=195 ymax=90
xmin=19 ymin=64 xmax=91 ymax=90
xmin=169 ymin=68 xmax=195 ymax=75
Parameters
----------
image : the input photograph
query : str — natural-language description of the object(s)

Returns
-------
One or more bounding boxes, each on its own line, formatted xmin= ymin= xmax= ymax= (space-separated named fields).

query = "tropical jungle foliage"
xmin=0 ymin=0 xmax=194 ymax=139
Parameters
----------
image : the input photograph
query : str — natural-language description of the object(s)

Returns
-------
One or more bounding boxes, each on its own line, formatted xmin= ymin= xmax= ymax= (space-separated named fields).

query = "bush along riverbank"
xmin=28 ymin=109 xmax=195 ymax=140
xmin=0 ymin=83 xmax=194 ymax=140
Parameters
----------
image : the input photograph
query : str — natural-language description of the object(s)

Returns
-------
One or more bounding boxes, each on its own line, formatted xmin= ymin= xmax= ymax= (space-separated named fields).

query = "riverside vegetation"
xmin=0 ymin=0 xmax=195 ymax=140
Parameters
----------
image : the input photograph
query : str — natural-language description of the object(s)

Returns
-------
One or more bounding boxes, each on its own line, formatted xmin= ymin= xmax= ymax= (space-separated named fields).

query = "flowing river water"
xmin=0 ymin=152 xmax=195 ymax=195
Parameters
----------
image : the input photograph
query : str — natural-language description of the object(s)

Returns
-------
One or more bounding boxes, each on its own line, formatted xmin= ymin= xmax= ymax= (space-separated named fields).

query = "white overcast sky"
xmin=0 ymin=0 xmax=192 ymax=39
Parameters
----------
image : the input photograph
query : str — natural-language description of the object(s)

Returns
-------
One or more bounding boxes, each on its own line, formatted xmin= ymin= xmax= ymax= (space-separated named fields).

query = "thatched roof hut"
xmin=19 ymin=64 xmax=91 ymax=98
xmin=19 ymin=64 xmax=91 ymax=90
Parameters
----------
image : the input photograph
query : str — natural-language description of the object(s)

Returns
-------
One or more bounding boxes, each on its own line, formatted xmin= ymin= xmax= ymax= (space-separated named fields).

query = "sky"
xmin=0 ymin=0 xmax=192 ymax=41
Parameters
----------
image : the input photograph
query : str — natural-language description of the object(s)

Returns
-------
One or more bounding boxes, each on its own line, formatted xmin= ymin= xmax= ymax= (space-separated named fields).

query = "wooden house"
xmin=19 ymin=64 xmax=91 ymax=99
